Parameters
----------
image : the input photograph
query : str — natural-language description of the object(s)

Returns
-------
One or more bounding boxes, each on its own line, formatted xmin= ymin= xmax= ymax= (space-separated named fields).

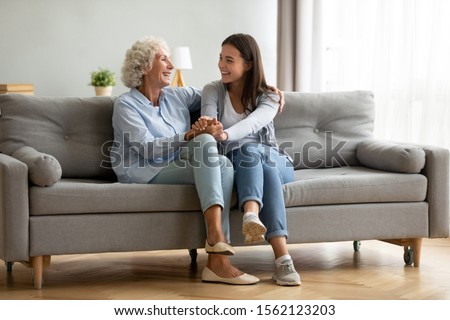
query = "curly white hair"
xmin=121 ymin=36 xmax=170 ymax=88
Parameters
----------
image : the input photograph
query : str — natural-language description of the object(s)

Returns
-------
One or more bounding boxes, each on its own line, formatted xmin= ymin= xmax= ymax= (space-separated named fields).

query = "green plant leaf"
xmin=89 ymin=67 xmax=116 ymax=87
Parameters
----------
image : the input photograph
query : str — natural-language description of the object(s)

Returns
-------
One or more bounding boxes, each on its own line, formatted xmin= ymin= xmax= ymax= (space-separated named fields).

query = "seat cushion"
xmin=284 ymin=166 xmax=427 ymax=207
xmin=30 ymin=167 xmax=427 ymax=216
xmin=30 ymin=179 xmax=204 ymax=215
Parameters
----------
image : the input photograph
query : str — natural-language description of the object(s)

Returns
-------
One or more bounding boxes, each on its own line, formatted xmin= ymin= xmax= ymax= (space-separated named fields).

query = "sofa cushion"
xmin=29 ymin=166 xmax=427 ymax=216
xmin=284 ymin=166 xmax=427 ymax=207
xmin=356 ymin=140 xmax=426 ymax=173
xmin=274 ymin=91 xmax=375 ymax=169
xmin=11 ymin=146 xmax=62 ymax=186
xmin=29 ymin=179 xmax=205 ymax=215
xmin=0 ymin=94 xmax=116 ymax=180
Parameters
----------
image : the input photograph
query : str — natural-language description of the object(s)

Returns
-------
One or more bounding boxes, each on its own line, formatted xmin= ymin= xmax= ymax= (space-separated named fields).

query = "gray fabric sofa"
xmin=0 ymin=91 xmax=448 ymax=289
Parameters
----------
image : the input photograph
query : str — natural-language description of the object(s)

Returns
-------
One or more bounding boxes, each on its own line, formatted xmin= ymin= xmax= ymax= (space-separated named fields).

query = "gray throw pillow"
xmin=12 ymin=146 xmax=62 ymax=186
xmin=356 ymin=140 xmax=426 ymax=173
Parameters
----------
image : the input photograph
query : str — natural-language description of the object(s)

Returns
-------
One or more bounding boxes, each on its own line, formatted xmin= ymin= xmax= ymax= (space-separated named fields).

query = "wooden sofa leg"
xmin=382 ymin=238 xmax=422 ymax=267
xmin=30 ymin=255 xmax=51 ymax=289
xmin=412 ymin=238 xmax=422 ymax=268
xmin=31 ymin=256 xmax=44 ymax=289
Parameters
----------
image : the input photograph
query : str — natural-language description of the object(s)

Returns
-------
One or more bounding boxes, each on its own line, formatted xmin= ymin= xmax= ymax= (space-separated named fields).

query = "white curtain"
xmin=278 ymin=0 xmax=450 ymax=149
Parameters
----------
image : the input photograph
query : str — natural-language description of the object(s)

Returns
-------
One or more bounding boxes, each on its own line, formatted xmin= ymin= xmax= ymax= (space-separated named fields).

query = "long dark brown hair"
xmin=222 ymin=33 xmax=270 ymax=113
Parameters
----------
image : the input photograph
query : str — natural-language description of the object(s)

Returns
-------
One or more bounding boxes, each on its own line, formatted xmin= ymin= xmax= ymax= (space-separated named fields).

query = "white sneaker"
xmin=244 ymin=234 xmax=266 ymax=244
xmin=272 ymin=259 xmax=301 ymax=286
xmin=242 ymin=212 xmax=267 ymax=244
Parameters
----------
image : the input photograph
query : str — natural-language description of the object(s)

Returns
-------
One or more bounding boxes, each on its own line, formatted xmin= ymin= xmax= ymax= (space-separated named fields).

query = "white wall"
xmin=0 ymin=0 xmax=277 ymax=97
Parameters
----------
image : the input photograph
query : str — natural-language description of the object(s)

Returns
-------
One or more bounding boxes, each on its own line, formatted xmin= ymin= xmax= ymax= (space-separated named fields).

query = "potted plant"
xmin=89 ymin=67 xmax=116 ymax=96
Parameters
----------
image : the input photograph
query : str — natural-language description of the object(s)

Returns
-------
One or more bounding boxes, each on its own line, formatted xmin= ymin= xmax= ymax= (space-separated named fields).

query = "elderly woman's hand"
xmin=186 ymin=116 xmax=224 ymax=141
xmin=192 ymin=116 xmax=212 ymax=131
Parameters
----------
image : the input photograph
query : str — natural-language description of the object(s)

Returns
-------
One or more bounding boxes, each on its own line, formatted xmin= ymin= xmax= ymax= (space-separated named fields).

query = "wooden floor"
xmin=1 ymin=238 xmax=450 ymax=300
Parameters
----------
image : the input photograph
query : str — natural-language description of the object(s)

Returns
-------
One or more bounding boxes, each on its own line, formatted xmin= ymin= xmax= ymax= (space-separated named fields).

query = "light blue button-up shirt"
xmin=111 ymin=87 xmax=201 ymax=183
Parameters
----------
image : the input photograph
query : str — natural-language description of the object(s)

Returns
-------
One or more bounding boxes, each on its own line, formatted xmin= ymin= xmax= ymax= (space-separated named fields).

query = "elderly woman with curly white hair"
xmin=111 ymin=36 xmax=259 ymax=285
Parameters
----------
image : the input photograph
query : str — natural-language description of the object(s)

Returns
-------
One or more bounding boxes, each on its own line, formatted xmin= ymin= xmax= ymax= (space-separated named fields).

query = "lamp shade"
xmin=171 ymin=46 xmax=192 ymax=70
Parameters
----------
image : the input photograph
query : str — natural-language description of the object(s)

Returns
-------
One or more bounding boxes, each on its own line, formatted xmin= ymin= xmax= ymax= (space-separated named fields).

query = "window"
xmin=319 ymin=0 xmax=450 ymax=147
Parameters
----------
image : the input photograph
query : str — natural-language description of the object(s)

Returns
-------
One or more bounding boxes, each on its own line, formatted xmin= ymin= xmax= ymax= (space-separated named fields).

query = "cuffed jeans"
xmin=149 ymin=134 xmax=234 ymax=242
xmin=228 ymin=143 xmax=294 ymax=240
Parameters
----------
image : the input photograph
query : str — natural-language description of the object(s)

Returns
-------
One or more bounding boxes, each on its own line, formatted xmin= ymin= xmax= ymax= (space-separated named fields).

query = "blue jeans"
xmin=149 ymin=134 xmax=234 ymax=242
xmin=228 ymin=143 xmax=294 ymax=240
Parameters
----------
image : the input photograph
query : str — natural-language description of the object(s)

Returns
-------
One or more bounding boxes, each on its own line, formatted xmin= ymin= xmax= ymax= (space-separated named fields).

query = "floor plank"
xmin=1 ymin=238 xmax=450 ymax=300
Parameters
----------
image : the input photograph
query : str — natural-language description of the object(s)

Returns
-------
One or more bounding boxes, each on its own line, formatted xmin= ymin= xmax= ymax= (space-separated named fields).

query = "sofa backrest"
xmin=274 ymin=91 xmax=375 ymax=169
xmin=0 ymin=94 xmax=116 ymax=180
xmin=0 ymin=90 xmax=376 ymax=179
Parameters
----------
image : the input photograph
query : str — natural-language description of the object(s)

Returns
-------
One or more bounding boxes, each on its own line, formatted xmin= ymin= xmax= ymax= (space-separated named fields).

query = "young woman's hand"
xmin=203 ymin=118 xmax=224 ymax=140
xmin=267 ymin=85 xmax=285 ymax=113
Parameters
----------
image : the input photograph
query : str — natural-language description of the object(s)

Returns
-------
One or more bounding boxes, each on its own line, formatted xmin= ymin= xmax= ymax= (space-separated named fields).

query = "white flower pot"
xmin=95 ymin=86 xmax=113 ymax=96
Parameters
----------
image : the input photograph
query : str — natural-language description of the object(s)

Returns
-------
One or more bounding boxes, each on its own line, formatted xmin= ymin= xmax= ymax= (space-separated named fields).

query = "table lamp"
xmin=171 ymin=46 xmax=192 ymax=87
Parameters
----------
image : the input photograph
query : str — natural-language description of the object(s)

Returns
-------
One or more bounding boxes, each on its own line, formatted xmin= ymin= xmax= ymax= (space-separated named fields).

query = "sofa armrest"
xmin=0 ymin=153 xmax=30 ymax=262
xmin=357 ymin=140 xmax=449 ymax=237
xmin=417 ymin=144 xmax=450 ymax=238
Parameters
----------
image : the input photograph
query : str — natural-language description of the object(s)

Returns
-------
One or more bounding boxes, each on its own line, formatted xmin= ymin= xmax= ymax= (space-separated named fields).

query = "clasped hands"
xmin=184 ymin=88 xmax=284 ymax=142
xmin=185 ymin=116 xmax=227 ymax=142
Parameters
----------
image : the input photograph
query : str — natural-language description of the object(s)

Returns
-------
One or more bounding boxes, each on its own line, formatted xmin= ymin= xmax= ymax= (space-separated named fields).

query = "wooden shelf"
xmin=0 ymin=83 xmax=34 ymax=95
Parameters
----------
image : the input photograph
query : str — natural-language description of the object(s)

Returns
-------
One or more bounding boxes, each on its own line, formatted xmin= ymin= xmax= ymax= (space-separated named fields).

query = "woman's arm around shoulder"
xmin=224 ymin=91 xmax=279 ymax=141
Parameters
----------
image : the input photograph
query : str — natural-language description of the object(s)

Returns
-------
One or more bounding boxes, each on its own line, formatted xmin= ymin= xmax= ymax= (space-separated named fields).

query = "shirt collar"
xmin=130 ymin=87 xmax=166 ymax=107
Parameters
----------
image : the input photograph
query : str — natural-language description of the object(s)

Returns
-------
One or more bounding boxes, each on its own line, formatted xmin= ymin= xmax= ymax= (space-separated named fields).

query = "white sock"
xmin=275 ymin=254 xmax=291 ymax=266
xmin=243 ymin=212 xmax=258 ymax=219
